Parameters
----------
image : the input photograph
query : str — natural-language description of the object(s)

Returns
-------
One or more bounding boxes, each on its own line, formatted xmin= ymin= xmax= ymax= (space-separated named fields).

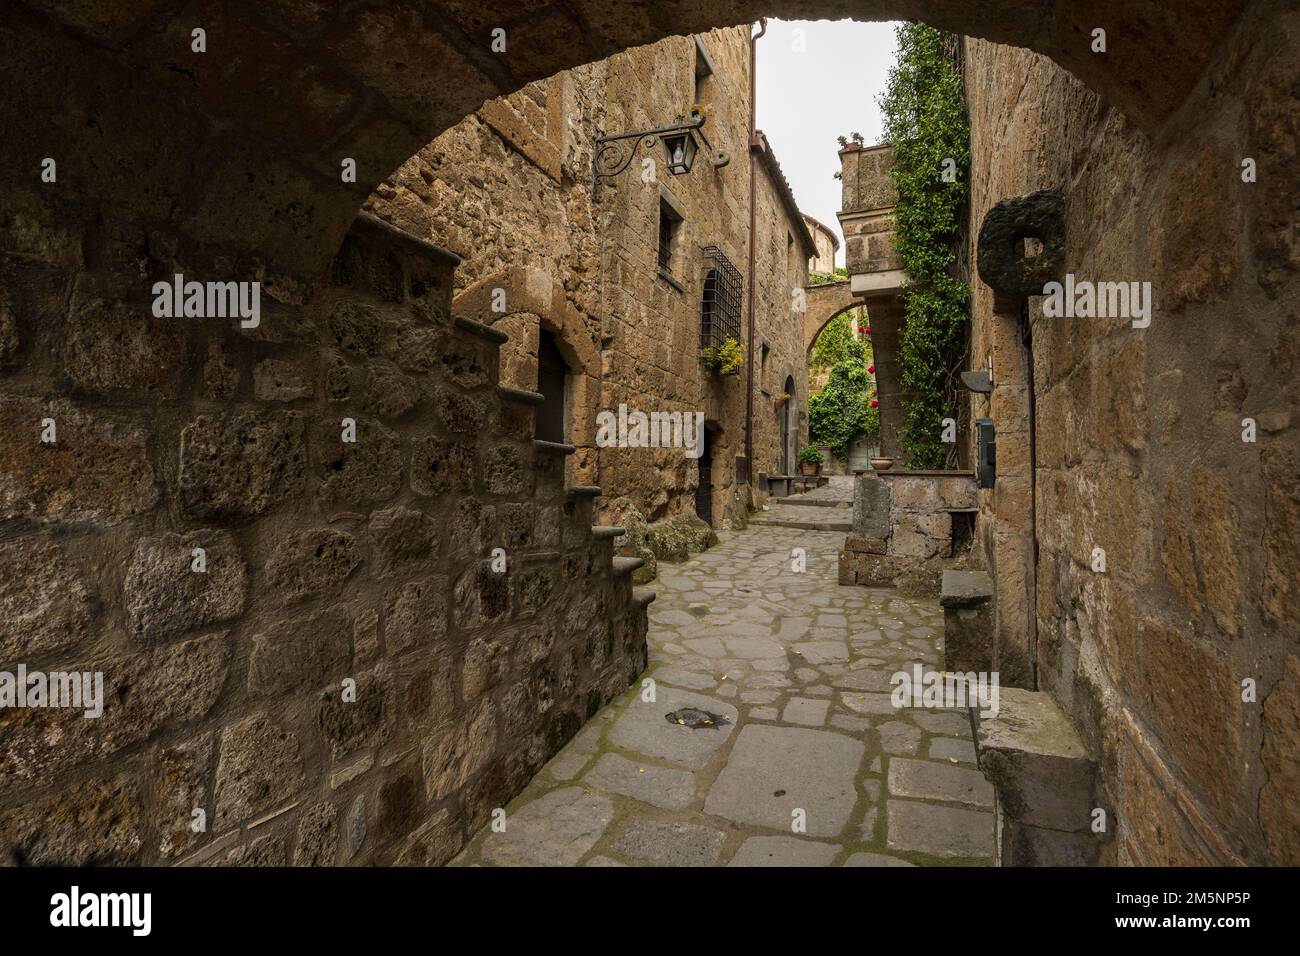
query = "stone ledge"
xmin=940 ymin=570 xmax=994 ymax=608
xmin=972 ymin=687 xmax=1101 ymax=865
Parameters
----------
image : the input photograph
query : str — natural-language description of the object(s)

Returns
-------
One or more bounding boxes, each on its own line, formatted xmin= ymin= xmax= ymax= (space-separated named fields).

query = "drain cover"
xmin=665 ymin=707 xmax=729 ymax=729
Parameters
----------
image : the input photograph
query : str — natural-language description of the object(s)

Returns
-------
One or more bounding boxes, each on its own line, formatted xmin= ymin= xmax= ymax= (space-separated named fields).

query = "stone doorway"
xmin=696 ymin=425 xmax=716 ymax=526
xmin=780 ymin=374 xmax=797 ymax=473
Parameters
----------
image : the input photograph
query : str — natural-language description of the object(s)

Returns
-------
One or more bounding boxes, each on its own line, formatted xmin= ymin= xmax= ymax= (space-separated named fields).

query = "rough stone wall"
xmin=963 ymin=0 xmax=1299 ymax=865
xmin=363 ymin=28 xmax=812 ymax=527
xmin=0 ymin=214 xmax=648 ymax=866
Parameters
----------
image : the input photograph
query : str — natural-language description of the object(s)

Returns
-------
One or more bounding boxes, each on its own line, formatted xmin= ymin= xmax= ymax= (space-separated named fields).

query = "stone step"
xmin=777 ymin=497 xmax=853 ymax=509
xmin=591 ymin=526 xmax=625 ymax=540
xmin=452 ymin=314 xmax=508 ymax=344
xmin=612 ymin=556 xmax=645 ymax=576
xmin=497 ymin=384 xmax=544 ymax=405
xmin=567 ymin=485 xmax=602 ymax=498
xmin=750 ymin=509 xmax=852 ymax=532
xmin=533 ymin=439 xmax=576 ymax=456
xmin=632 ymin=587 xmax=656 ymax=608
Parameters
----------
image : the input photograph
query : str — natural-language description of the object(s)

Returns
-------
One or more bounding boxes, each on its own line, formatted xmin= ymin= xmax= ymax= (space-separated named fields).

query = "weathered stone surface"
xmin=214 ymin=713 xmax=306 ymax=827
xmin=153 ymin=733 xmax=214 ymax=860
xmin=387 ymin=577 xmax=448 ymax=656
xmin=886 ymin=800 xmax=993 ymax=859
xmin=410 ymin=434 xmax=475 ymax=496
xmin=63 ymin=295 xmax=186 ymax=397
xmin=888 ymin=758 xmax=994 ymax=808
xmin=264 ymin=528 xmax=361 ymax=605
xmin=853 ymin=475 xmax=891 ymax=537
xmin=1134 ymin=619 xmax=1242 ymax=823
xmin=125 ymin=530 xmax=247 ymax=642
xmin=0 ymin=397 xmax=157 ymax=522
xmin=1260 ymin=447 xmax=1300 ymax=631
xmin=584 ymin=753 xmax=696 ymax=811
xmin=368 ymin=505 xmax=439 ymax=577
xmin=0 ymin=536 xmax=96 ymax=662
xmin=253 ymin=358 xmax=313 ymax=401
xmin=317 ymin=669 xmax=389 ymax=759
xmin=422 ymin=700 xmax=497 ymax=799
xmin=294 ymin=802 xmax=340 ymax=866
xmin=179 ymin=411 xmax=306 ymax=518
xmin=705 ymin=725 xmax=863 ymax=837
xmin=0 ymin=633 xmax=230 ymax=788
xmin=976 ymin=189 xmax=1065 ymax=298
xmin=1260 ymin=656 xmax=1300 ymax=865
xmin=315 ymin=416 xmax=401 ymax=507
xmin=0 ymin=772 xmax=143 ymax=865
xmin=480 ymin=788 xmax=613 ymax=866
xmin=609 ymin=687 xmax=737 ymax=770
xmin=249 ymin=607 xmax=352 ymax=696
xmin=613 ymin=820 xmax=725 ymax=867
xmin=729 ymin=835 xmax=839 ymax=867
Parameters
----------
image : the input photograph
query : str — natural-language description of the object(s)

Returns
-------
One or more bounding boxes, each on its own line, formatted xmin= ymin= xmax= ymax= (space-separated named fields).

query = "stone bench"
xmin=971 ymin=687 xmax=1101 ymax=866
xmin=940 ymin=570 xmax=994 ymax=673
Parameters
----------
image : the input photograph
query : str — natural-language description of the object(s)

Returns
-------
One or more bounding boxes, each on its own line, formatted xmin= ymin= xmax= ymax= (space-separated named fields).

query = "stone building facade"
xmin=363 ymin=27 xmax=815 ymax=533
xmin=960 ymin=7 xmax=1299 ymax=865
xmin=804 ymin=213 xmax=840 ymax=275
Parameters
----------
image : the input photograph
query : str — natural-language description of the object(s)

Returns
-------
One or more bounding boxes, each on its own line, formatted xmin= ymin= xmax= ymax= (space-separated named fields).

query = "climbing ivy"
xmin=809 ymin=310 xmax=871 ymax=374
xmin=878 ymin=23 xmax=970 ymax=468
xmin=809 ymin=361 xmax=879 ymax=462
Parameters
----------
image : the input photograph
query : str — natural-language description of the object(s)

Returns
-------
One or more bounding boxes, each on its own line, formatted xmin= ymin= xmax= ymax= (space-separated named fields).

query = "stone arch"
xmin=1 ymin=2 xmax=1241 ymax=284
xmin=454 ymin=265 xmax=600 ymax=482
xmin=804 ymin=281 xmax=860 ymax=354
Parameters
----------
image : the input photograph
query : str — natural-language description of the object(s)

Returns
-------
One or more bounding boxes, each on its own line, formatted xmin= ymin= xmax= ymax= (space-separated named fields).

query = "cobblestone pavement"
xmin=453 ymin=524 xmax=994 ymax=867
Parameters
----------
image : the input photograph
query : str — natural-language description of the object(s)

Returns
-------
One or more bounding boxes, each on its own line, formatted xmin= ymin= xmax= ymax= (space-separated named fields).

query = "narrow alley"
xmin=454 ymin=483 xmax=994 ymax=866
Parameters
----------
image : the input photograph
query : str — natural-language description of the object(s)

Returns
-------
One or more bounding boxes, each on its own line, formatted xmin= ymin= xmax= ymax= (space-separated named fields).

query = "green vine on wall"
xmin=878 ymin=23 xmax=970 ymax=469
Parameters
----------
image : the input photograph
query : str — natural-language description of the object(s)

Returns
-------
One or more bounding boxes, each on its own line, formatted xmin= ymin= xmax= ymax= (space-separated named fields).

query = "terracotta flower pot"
xmin=870 ymin=457 xmax=894 ymax=471
xmin=801 ymin=462 xmax=820 ymax=476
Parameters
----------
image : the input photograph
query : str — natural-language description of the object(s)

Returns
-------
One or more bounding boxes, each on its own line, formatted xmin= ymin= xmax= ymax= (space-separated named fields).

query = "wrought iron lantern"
xmin=593 ymin=108 xmax=727 ymax=195
xmin=661 ymin=126 xmax=699 ymax=175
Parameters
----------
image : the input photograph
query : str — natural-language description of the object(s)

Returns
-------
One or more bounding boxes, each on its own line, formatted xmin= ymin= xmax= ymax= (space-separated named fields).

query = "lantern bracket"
xmin=592 ymin=111 xmax=717 ymax=197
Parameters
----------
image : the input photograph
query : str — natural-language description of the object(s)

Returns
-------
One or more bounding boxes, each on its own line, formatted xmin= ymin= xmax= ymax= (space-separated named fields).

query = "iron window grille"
xmin=699 ymin=245 xmax=743 ymax=351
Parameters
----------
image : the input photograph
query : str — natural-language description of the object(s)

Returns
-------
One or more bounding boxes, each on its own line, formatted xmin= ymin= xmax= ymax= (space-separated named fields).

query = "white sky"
xmin=756 ymin=19 xmax=899 ymax=267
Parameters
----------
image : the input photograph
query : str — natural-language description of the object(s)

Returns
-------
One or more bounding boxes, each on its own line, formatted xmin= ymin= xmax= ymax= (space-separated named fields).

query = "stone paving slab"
xmin=584 ymin=753 xmax=697 ymax=810
xmin=728 ymin=836 xmax=840 ymax=867
xmin=455 ymin=524 xmax=994 ymax=868
xmin=704 ymin=724 xmax=864 ymax=837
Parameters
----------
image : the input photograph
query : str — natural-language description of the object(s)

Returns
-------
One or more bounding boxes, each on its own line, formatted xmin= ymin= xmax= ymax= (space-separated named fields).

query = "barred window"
xmin=700 ymin=245 xmax=743 ymax=349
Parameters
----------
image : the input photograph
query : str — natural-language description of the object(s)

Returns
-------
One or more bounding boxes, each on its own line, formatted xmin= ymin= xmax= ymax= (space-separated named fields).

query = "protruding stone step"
xmin=591 ymin=526 xmax=625 ymax=540
xmin=497 ymin=384 xmax=544 ymax=405
xmin=971 ymin=687 xmax=1100 ymax=866
xmin=612 ymin=556 xmax=645 ymax=576
xmin=533 ymin=439 xmax=576 ymax=456
xmin=632 ymin=588 xmax=657 ymax=608
xmin=567 ymin=485 xmax=602 ymax=498
xmin=453 ymin=314 xmax=508 ymax=344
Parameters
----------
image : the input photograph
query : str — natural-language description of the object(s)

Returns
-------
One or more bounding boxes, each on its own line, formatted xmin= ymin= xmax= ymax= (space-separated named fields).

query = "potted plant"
xmin=774 ymin=390 xmax=791 ymax=411
xmin=701 ymin=336 xmax=743 ymax=377
xmin=798 ymin=445 xmax=824 ymax=477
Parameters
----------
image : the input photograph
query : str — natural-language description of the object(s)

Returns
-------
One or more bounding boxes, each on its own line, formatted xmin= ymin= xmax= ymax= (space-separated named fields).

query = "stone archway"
xmin=1 ymin=2 xmax=1242 ymax=286
xmin=454 ymin=265 xmax=600 ymax=483
xmin=804 ymin=281 xmax=858 ymax=354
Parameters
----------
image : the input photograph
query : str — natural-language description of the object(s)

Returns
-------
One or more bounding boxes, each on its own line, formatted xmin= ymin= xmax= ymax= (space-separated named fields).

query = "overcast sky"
xmin=756 ymin=19 xmax=899 ymax=267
